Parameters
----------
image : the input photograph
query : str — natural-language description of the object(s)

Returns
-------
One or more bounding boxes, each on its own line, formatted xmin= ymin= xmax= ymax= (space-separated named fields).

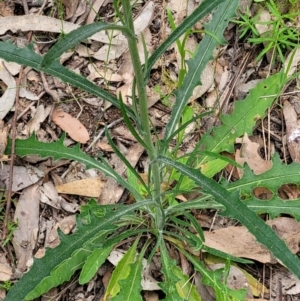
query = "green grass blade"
xmin=164 ymin=0 xmax=240 ymax=142
xmin=158 ymin=155 xmax=300 ymax=279
xmin=145 ymin=0 xmax=225 ymax=79
xmin=42 ymin=23 xmax=134 ymax=67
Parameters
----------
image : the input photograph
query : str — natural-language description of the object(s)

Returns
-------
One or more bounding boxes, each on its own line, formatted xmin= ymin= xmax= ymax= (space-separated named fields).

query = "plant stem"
xmin=121 ymin=0 xmax=165 ymax=230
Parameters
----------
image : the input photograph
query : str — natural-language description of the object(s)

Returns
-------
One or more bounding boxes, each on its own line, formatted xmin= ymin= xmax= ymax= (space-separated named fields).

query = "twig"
xmin=86 ymin=117 xmax=123 ymax=151
xmin=2 ymin=67 xmax=24 ymax=240
xmin=22 ymin=0 xmax=29 ymax=15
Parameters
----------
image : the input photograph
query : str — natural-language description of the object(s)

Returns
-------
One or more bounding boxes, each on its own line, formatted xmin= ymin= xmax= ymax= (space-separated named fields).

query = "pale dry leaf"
xmin=191 ymin=61 xmax=214 ymax=102
xmin=0 ymin=263 xmax=12 ymax=281
xmin=0 ymin=16 xmax=124 ymax=45
xmin=63 ymin=0 xmax=79 ymax=19
xmin=0 ymin=165 xmax=44 ymax=191
xmin=86 ymin=0 xmax=105 ymax=24
xmin=0 ymin=1 xmax=14 ymax=16
xmin=52 ymin=109 xmax=90 ymax=143
xmin=61 ymin=197 xmax=80 ymax=213
xmin=235 ymin=79 xmax=263 ymax=100
xmin=87 ymin=63 xmax=124 ymax=82
xmin=0 ymin=60 xmax=17 ymax=119
xmin=92 ymin=1 xmax=154 ymax=61
xmin=55 ymin=177 xmax=104 ymax=198
xmin=283 ymin=100 xmax=300 ymax=162
xmin=27 ymin=105 xmax=51 ymax=134
xmin=75 ymin=44 xmax=95 ymax=58
xmin=284 ymin=48 xmax=300 ymax=77
xmin=235 ymin=133 xmax=272 ymax=176
xmin=204 ymin=217 xmax=300 ymax=264
xmin=40 ymin=181 xmax=61 ymax=209
xmin=0 ymin=120 xmax=7 ymax=157
xmin=13 ymin=184 xmax=40 ymax=272
xmin=3 ymin=61 xmax=21 ymax=76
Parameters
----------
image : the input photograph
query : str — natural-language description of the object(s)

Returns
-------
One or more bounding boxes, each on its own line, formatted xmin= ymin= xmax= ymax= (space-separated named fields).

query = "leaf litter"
xmin=1 ymin=0 xmax=300 ymax=300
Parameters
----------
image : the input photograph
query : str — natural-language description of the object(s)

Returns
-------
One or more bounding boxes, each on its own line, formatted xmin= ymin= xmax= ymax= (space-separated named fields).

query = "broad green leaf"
xmin=182 ymin=250 xmax=246 ymax=301
xmin=159 ymin=240 xmax=185 ymax=301
xmin=5 ymin=202 xmax=153 ymax=301
xmin=42 ymin=23 xmax=134 ymax=67
xmin=195 ymin=72 xmax=286 ymax=165
xmin=164 ymin=0 xmax=240 ymax=142
xmin=5 ymin=135 xmax=142 ymax=201
xmin=158 ymin=155 xmax=300 ymax=279
xmin=79 ymin=245 xmax=114 ymax=285
xmin=104 ymin=239 xmax=139 ymax=300
xmin=145 ymin=0 xmax=225 ymax=78
xmin=173 ymin=266 xmax=201 ymax=301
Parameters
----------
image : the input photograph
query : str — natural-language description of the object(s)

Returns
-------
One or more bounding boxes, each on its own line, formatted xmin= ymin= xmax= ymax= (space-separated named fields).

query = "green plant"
xmin=233 ymin=0 xmax=300 ymax=63
xmin=0 ymin=281 xmax=13 ymax=291
xmin=2 ymin=0 xmax=300 ymax=300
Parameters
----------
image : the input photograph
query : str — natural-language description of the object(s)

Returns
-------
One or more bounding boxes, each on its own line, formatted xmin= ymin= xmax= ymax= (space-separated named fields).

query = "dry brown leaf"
xmin=0 ymin=263 xmax=12 ymax=281
xmin=235 ymin=133 xmax=272 ymax=176
xmin=0 ymin=120 xmax=7 ymax=158
xmin=86 ymin=0 xmax=105 ymax=24
xmin=0 ymin=60 xmax=17 ymax=119
xmin=283 ymin=100 xmax=300 ymax=162
xmin=27 ymin=105 xmax=52 ymax=135
xmin=0 ymin=165 xmax=44 ymax=191
xmin=204 ymin=217 xmax=300 ymax=264
xmin=63 ymin=0 xmax=79 ymax=19
xmin=55 ymin=177 xmax=104 ymax=198
xmin=13 ymin=184 xmax=40 ymax=272
xmin=52 ymin=109 xmax=90 ymax=143
xmin=0 ymin=16 xmax=122 ymax=44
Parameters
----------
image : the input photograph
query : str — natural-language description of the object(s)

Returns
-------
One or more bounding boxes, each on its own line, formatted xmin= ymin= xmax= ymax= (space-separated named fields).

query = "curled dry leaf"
xmin=52 ymin=109 xmax=90 ymax=143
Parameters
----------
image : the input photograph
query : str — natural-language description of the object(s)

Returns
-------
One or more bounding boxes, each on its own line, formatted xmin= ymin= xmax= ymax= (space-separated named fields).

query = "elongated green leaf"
xmin=164 ymin=0 xmax=240 ymax=142
xmin=159 ymin=240 xmax=185 ymax=301
xmin=0 ymin=41 xmax=136 ymax=120
xmin=5 ymin=202 xmax=153 ymax=301
xmin=182 ymin=250 xmax=246 ymax=301
xmin=5 ymin=135 xmax=142 ymax=201
xmin=145 ymin=0 xmax=225 ymax=79
xmin=112 ymin=241 xmax=149 ymax=301
xmin=79 ymin=245 xmax=114 ymax=285
xmin=158 ymin=155 xmax=300 ymax=279
xmin=173 ymin=266 xmax=201 ymax=301
xmin=42 ymin=23 xmax=134 ymax=67
xmin=104 ymin=239 xmax=139 ymax=300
